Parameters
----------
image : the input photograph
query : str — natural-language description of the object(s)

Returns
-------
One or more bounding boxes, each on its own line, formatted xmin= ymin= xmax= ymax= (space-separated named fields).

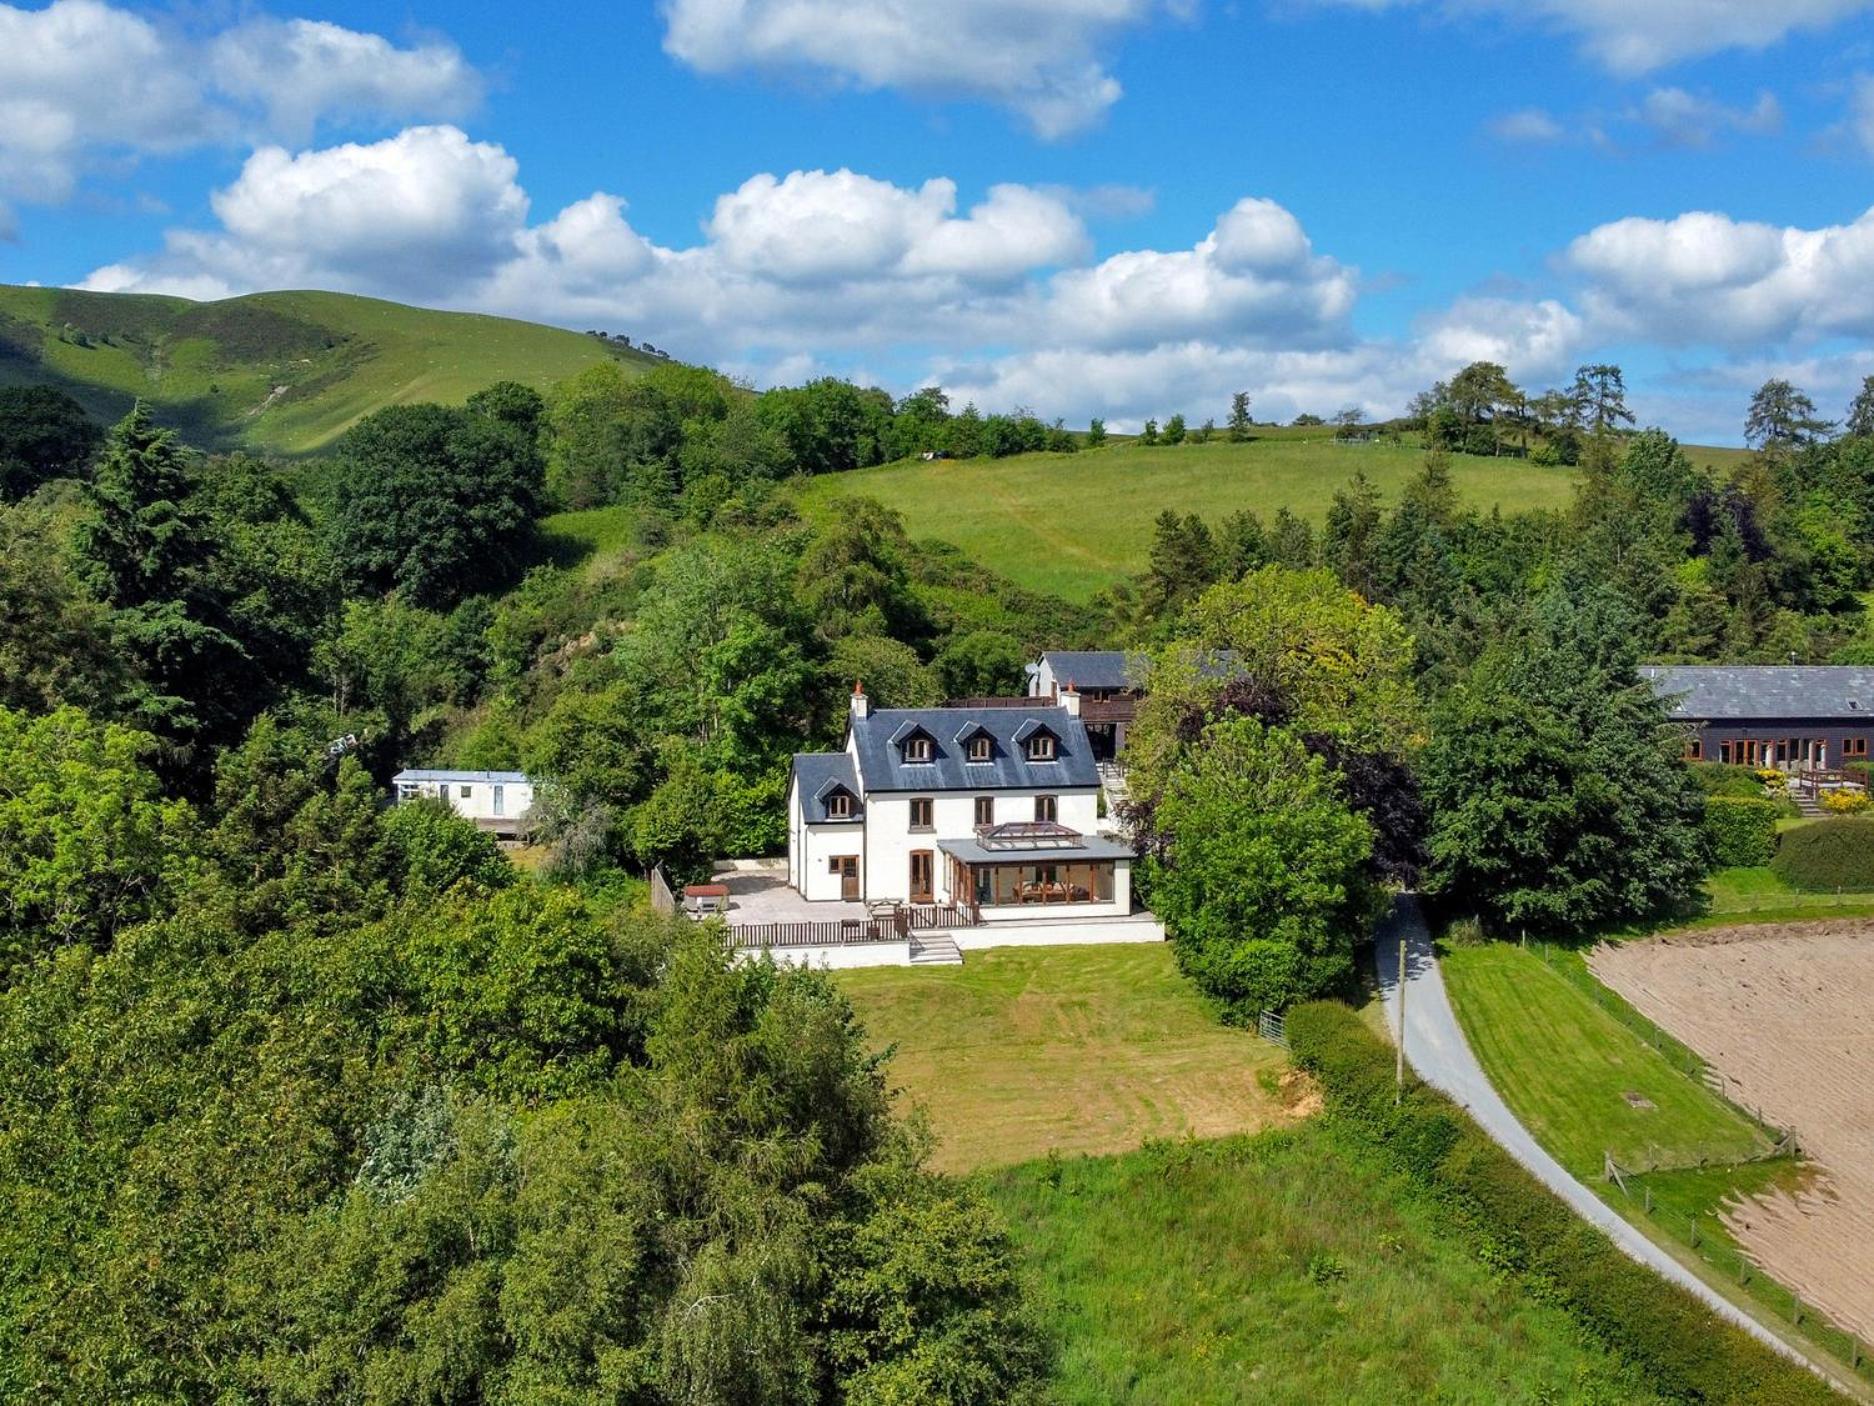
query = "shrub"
xmin=1287 ymin=997 xmax=1836 ymax=1406
xmin=1842 ymin=761 xmax=1871 ymax=786
xmin=1772 ymin=817 xmax=1874 ymax=890
xmin=1702 ymin=796 xmax=1779 ymax=867
xmin=1821 ymin=788 xmax=1870 ymax=816
xmin=1690 ymin=762 xmax=1766 ymax=798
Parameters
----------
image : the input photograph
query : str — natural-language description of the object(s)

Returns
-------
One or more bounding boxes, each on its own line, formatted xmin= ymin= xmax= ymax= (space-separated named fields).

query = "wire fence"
xmin=1603 ymin=1153 xmax=1874 ymax=1381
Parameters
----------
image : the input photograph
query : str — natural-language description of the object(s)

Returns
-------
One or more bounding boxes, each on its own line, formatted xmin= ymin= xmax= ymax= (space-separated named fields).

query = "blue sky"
xmin=4 ymin=0 xmax=1874 ymax=442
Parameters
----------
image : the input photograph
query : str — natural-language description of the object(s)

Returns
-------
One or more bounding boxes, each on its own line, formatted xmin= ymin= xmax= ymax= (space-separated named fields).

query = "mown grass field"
xmin=1699 ymin=864 xmax=1874 ymax=925
xmin=0 ymin=284 xmax=653 ymax=454
xmin=795 ymin=436 xmax=1580 ymax=599
xmin=835 ymin=944 xmax=1299 ymax=1172
xmin=1440 ymin=943 xmax=1775 ymax=1178
xmin=986 ymin=1130 xmax=1662 ymax=1404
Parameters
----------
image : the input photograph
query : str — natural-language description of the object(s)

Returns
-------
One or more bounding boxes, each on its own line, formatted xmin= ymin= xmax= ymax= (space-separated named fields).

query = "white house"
xmin=785 ymin=685 xmax=1135 ymax=921
xmin=392 ymin=769 xmax=535 ymax=838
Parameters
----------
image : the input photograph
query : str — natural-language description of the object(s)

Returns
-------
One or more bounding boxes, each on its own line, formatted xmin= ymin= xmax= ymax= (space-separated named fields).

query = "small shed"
xmin=683 ymin=882 xmax=730 ymax=916
xmin=391 ymin=769 xmax=536 ymax=837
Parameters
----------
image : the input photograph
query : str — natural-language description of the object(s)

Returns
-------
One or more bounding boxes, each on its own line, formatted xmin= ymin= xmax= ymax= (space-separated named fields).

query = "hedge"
xmin=1703 ymin=796 xmax=1780 ymax=868
xmin=1286 ymin=1000 xmax=1836 ymax=1406
xmin=1772 ymin=818 xmax=1874 ymax=891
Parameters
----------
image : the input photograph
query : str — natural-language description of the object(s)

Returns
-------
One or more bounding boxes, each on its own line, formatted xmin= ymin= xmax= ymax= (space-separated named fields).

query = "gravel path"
xmin=1372 ymin=897 xmax=1836 ymax=1385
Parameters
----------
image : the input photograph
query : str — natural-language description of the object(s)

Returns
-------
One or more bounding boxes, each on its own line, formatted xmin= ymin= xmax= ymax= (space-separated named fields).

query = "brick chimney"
xmin=850 ymin=678 xmax=870 ymax=720
xmin=1060 ymin=682 xmax=1081 ymax=718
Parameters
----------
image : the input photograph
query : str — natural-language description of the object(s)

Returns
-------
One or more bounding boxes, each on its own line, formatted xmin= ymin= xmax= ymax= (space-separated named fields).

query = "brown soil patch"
xmin=1590 ymin=921 xmax=1874 ymax=1341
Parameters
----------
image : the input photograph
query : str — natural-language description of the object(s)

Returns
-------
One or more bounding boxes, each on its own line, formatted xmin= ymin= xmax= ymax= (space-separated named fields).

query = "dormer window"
xmin=826 ymin=789 xmax=853 ymax=819
xmin=904 ymin=735 xmax=933 ymax=763
xmin=1026 ymin=732 xmax=1056 ymax=762
xmin=968 ymin=734 xmax=992 ymax=762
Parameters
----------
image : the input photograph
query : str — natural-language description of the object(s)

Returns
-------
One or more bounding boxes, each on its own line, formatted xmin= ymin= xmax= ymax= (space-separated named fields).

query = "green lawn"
xmin=1440 ymin=943 xmax=1774 ymax=1178
xmin=986 ymin=1130 xmax=1662 ymax=1404
xmin=794 ymin=436 xmax=1581 ymax=599
xmin=836 ymin=944 xmax=1297 ymax=1171
xmin=1704 ymin=865 xmax=1874 ymax=923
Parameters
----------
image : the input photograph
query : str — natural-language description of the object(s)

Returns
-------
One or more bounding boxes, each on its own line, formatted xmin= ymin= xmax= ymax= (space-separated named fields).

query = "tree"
xmin=1086 ymin=417 xmax=1107 ymax=447
xmin=1142 ymin=510 xmax=1221 ymax=616
xmin=1145 ymin=715 xmax=1377 ymax=1016
xmin=934 ymin=629 xmax=1027 ymax=699
xmin=330 ymin=403 xmax=545 ymax=608
xmin=1845 ymin=376 xmax=1874 ymax=440
xmin=74 ymin=404 xmax=252 ymax=755
xmin=0 ymin=704 xmax=194 ymax=983
xmin=1193 ymin=418 xmax=1215 ymax=444
xmin=828 ymin=634 xmax=941 ymax=709
xmin=1422 ymin=593 xmax=1708 ymax=932
xmin=0 ymin=386 xmax=100 ymax=501
xmin=1570 ymin=364 xmax=1635 ymax=436
xmin=1140 ymin=418 xmax=1160 ymax=446
xmin=1745 ymin=378 xmax=1831 ymax=453
xmin=1162 ymin=413 xmax=1187 ymax=446
xmin=0 ymin=502 xmax=122 ymax=715
xmin=1228 ymin=391 xmax=1253 ymax=441
xmin=1322 ymin=471 xmax=1383 ymax=598
xmin=465 ymin=380 xmax=546 ymax=439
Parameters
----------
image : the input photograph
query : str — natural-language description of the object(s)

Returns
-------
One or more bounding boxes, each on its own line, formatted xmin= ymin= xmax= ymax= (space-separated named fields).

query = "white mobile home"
xmin=392 ymin=769 xmax=535 ymax=838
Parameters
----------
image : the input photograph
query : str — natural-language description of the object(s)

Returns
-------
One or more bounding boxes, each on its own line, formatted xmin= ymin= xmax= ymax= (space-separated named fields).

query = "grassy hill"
xmin=0 ymin=284 xmax=658 ymax=454
xmin=796 ymin=434 xmax=1582 ymax=600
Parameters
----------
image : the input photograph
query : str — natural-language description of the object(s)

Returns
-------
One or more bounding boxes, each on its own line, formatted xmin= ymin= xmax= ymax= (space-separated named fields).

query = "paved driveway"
xmin=1372 ymin=896 xmax=1837 ymax=1385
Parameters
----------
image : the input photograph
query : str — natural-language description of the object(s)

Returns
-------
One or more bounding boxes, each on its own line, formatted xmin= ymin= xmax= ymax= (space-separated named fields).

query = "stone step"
xmin=909 ymin=934 xmax=963 ymax=965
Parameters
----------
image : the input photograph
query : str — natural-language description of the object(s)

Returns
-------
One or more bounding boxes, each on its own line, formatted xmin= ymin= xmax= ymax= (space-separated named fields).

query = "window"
xmin=974 ymin=796 xmax=994 ymax=827
xmin=968 ymin=734 xmax=993 ymax=762
xmin=1849 ymin=737 xmax=1869 ymax=758
xmin=1025 ymin=732 xmax=1056 ymax=761
xmin=910 ymin=797 xmax=934 ymax=831
xmin=826 ymin=789 xmax=853 ymax=819
xmin=1035 ymin=795 xmax=1058 ymax=823
xmin=1683 ymin=737 xmax=1702 ymax=761
xmin=904 ymin=734 xmax=934 ymax=763
xmin=458 ymin=784 xmax=473 ymax=800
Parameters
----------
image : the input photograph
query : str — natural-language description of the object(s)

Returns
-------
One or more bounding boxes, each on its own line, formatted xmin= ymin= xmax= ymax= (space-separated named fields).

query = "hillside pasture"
xmin=835 ymin=943 xmax=1304 ymax=1171
xmin=987 ymin=1130 xmax=1664 ymax=1404
xmin=0 ymin=284 xmax=654 ymax=454
xmin=794 ymin=436 xmax=1579 ymax=599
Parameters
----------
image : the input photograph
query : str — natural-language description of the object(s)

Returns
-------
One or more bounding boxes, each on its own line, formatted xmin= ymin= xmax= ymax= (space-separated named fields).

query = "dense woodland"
xmin=7 ymin=353 xmax=1874 ymax=1397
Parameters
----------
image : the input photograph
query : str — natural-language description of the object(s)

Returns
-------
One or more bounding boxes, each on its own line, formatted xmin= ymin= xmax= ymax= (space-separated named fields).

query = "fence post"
xmin=1643 ymin=1186 xmax=1653 ymax=1214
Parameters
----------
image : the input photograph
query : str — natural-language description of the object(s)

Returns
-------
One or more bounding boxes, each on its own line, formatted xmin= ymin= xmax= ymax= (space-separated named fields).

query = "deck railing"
xmin=725 ymin=903 xmax=974 ymax=950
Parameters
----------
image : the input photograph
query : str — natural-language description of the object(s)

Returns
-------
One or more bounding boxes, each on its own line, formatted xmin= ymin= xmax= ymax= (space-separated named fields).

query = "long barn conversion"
xmin=1642 ymin=665 xmax=1874 ymax=771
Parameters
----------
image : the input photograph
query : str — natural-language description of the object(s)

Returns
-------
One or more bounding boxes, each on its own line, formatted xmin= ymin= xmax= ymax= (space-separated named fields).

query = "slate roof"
xmin=1640 ymin=665 xmax=1874 ymax=721
xmin=789 ymin=752 xmax=863 ymax=823
xmin=393 ymin=769 xmax=531 ymax=784
xmin=1039 ymin=650 xmax=1144 ymax=692
xmin=848 ymin=705 xmax=1098 ymax=792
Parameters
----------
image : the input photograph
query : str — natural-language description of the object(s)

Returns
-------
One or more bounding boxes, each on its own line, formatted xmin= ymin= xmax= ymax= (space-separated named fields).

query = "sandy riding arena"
xmin=1590 ymin=921 xmax=1874 ymax=1342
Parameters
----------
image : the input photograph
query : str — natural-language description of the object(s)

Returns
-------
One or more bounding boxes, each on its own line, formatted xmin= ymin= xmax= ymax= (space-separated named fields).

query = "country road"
xmin=1372 ymin=896 xmax=1844 ymax=1391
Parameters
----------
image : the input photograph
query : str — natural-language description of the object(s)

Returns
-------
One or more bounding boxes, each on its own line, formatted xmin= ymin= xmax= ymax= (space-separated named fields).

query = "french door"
xmin=909 ymin=850 xmax=934 ymax=904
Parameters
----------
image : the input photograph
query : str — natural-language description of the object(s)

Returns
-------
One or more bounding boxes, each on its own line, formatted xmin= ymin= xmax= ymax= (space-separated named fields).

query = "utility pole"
xmin=1395 ymin=929 xmax=1407 ymax=1103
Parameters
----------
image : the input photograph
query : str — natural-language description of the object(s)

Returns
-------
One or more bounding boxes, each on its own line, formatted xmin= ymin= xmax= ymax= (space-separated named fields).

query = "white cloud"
xmin=0 ymin=0 xmax=479 ymax=213
xmin=1849 ymin=74 xmax=1874 ymax=158
xmin=82 ymin=127 xmax=1375 ymax=424
xmin=208 ymin=18 xmax=481 ymax=146
xmin=1313 ymin=0 xmax=1874 ymax=74
xmin=658 ymin=0 xmax=1169 ymax=137
xmin=1415 ymin=296 xmax=1585 ymax=381
xmin=1629 ymin=87 xmax=1781 ymax=148
xmin=1564 ymin=207 xmax=1874 ymax=346
xmin=1489 ymin=108 xmax=1565 ymax=144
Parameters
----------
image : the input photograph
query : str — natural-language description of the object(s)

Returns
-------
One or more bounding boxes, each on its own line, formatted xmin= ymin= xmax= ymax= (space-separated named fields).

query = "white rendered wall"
xmin=403 ymin=779 xmax=533 ymax=824
xmin=861 ymin=787 xmax=1101 ymax=904
xmin=954 ymin=914 xmax=1163 ymax=947
xmin=796 ymin=821 xmax=864 ymax=901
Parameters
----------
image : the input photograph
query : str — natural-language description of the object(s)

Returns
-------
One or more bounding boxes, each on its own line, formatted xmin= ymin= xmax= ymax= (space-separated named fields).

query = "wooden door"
xmin=838 ymin=856 xmax=859 ymax=900
xmin=909 ymin=850 xmax=934 ymax=904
